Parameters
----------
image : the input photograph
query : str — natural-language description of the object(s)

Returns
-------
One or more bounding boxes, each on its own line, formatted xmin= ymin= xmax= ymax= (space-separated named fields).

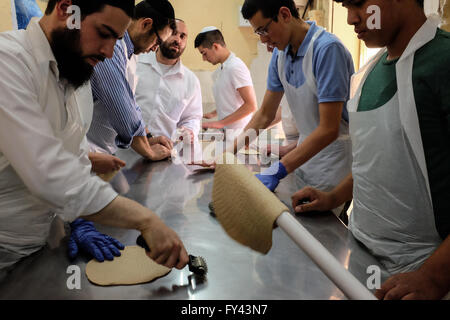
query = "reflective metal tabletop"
xmin=0 ymin=148 xmax=388 ymax=300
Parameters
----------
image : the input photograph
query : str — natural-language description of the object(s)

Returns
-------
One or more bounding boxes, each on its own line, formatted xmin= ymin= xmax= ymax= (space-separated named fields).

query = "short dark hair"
xmin=45 ymin=0 xmax=135 ymax=17
xmin=333 ymin=0 xmax=424 ymax=8
xmin=134 ymin=0 xmax=176 ymax=33
xmin=194 ymin=29 xmax=226 ymax=49
xmin=241 ymin=0 xmax=300 ymax=21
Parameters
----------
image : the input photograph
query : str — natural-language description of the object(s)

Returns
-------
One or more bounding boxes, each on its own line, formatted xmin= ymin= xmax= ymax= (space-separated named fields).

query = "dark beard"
xmin=160 ymin=40 xmax=184 ymax=60
xmin=49 ymin=28 xmax=95 ymax=89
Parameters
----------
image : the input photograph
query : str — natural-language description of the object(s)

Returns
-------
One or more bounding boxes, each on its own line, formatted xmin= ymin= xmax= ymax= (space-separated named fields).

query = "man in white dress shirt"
xmin=136 ymin=19 xmax=202 ymax=143
xmin=195 ymin=27 xmax=257 ymax=140
xmin=0 ymin=0 xmax=188 ymax=277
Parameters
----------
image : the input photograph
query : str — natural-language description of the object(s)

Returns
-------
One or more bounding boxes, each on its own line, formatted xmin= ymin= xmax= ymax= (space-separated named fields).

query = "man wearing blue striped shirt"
xmin=87 ymin=0 xmax=175 ymax=161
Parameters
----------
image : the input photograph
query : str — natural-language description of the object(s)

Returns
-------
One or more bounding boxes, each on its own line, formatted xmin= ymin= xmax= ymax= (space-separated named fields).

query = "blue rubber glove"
xmin=68 ymin=219 xmax=125 ymax=262
xmin=255 ymin=161 xmax=288 ymax=192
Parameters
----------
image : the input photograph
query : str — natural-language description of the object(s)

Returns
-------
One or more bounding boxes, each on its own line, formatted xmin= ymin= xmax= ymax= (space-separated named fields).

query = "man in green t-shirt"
xmin=292 ymin=0 xmax=450 ymax=300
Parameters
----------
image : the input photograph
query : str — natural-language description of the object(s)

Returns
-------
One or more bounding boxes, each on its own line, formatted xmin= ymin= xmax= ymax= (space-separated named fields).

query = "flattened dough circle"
xmin=85 ymin=246 xmax=171 ymax=286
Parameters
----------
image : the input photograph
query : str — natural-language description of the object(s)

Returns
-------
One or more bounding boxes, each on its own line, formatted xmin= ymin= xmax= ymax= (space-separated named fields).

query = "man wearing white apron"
xmin=0 ymin=0 xmax=188 ymax=280
xmin=240 ymin=1 xmax=354 ymax=214
xmin=293 ymin=0 xmax=450 ymax=299
xmin=87 ymin=0 xmax=175 ymax=161
xmin=263 ymin=41 xmax=299 ymax=158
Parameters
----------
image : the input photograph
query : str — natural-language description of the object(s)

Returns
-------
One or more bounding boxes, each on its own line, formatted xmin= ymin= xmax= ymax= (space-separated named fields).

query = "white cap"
xmin=200 ymin=26 xmax=219 ymax=34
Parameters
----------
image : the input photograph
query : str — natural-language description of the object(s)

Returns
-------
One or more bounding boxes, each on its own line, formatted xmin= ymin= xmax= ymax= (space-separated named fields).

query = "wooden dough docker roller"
xmin=136 ymin=235 xmax=208 ymax=276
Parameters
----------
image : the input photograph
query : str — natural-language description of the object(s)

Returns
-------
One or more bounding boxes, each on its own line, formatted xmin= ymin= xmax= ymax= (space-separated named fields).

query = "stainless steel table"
xmin=0 ymin=148 xmax=389 ymax=300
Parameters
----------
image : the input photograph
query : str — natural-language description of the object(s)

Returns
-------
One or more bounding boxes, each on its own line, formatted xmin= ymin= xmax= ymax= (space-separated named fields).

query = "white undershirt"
xmin=157 ymin=61 xmax=176 ymax=75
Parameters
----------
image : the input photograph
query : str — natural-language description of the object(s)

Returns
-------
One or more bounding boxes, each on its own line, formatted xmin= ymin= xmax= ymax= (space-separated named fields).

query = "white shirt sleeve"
xmin=0 ymin=48 xmax=117 ymax=222
xmin=178 ymin=75 xmax=203 ymax=134
xmin=230 ymin=60 xmax=254 ymax=91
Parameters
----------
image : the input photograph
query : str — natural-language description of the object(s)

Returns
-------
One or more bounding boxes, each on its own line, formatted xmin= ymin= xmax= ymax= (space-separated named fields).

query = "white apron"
xmin=281 ymin=103 xmax=299 ymax=143
xmin=347 ymin=18 xmax=442 ymax=274
xmin=0 ymin=80 xmax=92 ymax=270
xmin=277 ymin=27 xmax=352 ymax=192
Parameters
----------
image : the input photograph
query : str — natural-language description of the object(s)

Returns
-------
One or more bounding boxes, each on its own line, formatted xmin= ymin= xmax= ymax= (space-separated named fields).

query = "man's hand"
xmin=375 ymin=270 xmax=450 ymax=300
xmin=89 ymin=152 xmax=126 ymax=174
xmin=81 ymin=197 xmax=190 ymax=270
xmin=148 ymin=144 xmax=171 ymax=161
xmin=202 ymin=121 xmax=224 ymax=130
xmin=148 ymin=136 xmax=173 ymax=150
xmin=255 ymin=161 xmax=288 ymax=192
xmin=291 ymin=187 xmax=337 ymax=213
xmin=188 ymin=160 xmax=217 ymax=170
xmin=140 ymin=216 xmax=189 ymax=269
xmin=68 ymin=219 xmax=124 ymax=262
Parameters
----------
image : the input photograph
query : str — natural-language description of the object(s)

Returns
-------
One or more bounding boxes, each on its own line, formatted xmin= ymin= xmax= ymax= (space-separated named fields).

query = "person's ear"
xmin=279 ymin=6 xmax=292 ymax=23
xmin=141 ymin=18 xmax=154 ymax=33
xmin=54 ymin=0 xmax=73 ymax=22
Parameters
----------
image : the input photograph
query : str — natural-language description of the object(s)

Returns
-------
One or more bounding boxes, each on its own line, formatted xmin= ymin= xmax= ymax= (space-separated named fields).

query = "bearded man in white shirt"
xmin=0 ymin=0 xmax=188 ymax=277
xmin=136 ymin=19 xmax=202 ymax=143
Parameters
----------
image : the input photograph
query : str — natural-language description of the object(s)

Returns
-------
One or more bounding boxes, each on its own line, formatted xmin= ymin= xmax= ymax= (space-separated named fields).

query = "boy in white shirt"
xmin=195 ymin=27 xmax=257 ymax=140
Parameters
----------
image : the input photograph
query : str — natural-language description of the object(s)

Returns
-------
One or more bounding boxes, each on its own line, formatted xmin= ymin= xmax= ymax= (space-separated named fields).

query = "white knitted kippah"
xmin=200 ymin=26 xmax=219 ymax=33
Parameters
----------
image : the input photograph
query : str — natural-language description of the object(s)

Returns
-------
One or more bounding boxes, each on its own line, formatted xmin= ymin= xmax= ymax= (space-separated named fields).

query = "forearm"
xmin=228 ymin=109 xmax=273 ymax=154
xmin=219 ymin=103 xmax=255 ymax=127
xmin=329 ymin=174 xmax=353 ymax=208
xmin=281 ymin=126 xmax=339 ymax=173
xmin=267 ymin=106 xmax=282 ymax=129
xmin=418 ymin=235 xmax=450 ymax=292
xmin=81 ymin=196 xmax=156 ymax=232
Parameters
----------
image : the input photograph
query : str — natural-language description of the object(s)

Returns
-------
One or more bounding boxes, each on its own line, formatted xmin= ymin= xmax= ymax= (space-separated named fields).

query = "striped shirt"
xmin=87 ymin=32 xmax=146 ymax=154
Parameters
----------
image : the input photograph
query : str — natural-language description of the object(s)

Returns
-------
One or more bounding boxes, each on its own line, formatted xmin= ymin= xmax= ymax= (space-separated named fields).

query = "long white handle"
xmin=276 ymin=212 xmax=376 ymax=300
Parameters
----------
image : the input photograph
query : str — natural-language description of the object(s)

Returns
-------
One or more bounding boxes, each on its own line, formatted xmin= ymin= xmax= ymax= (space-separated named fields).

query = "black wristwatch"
xmin=146 ymin=132 xmax=153 ymax=139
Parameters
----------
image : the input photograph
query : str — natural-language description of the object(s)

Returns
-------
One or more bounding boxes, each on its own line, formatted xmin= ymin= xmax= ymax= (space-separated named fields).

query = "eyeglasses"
xmin=154 ymin=30 xmax=163 ymax=47
xmin=255 ymin=18 xmax=274 ymax=36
